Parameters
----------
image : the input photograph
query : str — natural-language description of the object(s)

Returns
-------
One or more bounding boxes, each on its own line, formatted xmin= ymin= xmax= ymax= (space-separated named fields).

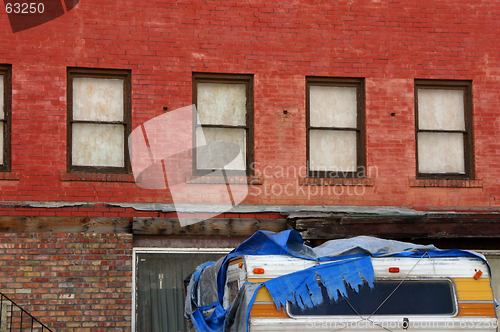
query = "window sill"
xmin=185 ymin=175 xmax=263 ymax=185
xmin=60 ymin=171 xmax=135 ymax=182
xmin=0 ymin=171 xmax=21 ymax=181
xmin=409 ymin=178 xmax=483 ymax=188
xmin=299 ymin=177 xmax=375 ymax=186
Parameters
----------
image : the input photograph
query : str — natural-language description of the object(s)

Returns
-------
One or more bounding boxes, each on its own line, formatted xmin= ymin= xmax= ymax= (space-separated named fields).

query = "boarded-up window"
xmin=307 ymin=77 xmax=365 ymax=177
xmin=193 ymin=73 xmax=253 ymax=173
xmin=415 ymin=80 xmax=473 ymax=178
xmin=0 ymin=65 xmax=11 ymax=171
xmin=68 ymin=68 xmax=131 ymax=173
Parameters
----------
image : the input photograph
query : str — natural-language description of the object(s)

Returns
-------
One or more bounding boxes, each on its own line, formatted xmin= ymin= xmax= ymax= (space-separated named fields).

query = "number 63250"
xmin=5 ymin=3 xmax=45 ymax=14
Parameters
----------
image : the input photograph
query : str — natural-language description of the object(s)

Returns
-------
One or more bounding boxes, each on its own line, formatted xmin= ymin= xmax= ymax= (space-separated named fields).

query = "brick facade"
xmin=0 ymin=233 xmax=132 ymax=331
xmin=0 ymin=0 xmax=499 ymax=208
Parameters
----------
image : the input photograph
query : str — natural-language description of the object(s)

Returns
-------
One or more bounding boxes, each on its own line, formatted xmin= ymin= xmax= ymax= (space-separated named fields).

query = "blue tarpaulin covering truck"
xmin=185 ymin=230 xmax=498 ymax=332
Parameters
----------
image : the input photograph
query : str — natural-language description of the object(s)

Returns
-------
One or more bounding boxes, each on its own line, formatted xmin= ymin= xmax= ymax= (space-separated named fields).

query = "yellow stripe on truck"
xmin=250 ymin=304 xmax=289 ymax=318
xmin=454 ymin=278 xmax=494 ymax=301
xmin=250 ymin=286 xmax=289 ymax=318
xmin=248 ymin=278 xmax=271 ymax=283
xmin=228 ymin=258 xmax=243 ymax=266
xmin=454 ymin=278 xmax=496 ymax=317
xmin=458 ymin=302 xmax=496 ymax=317
xmin=253 ymin=286 xmax=273 ymax=302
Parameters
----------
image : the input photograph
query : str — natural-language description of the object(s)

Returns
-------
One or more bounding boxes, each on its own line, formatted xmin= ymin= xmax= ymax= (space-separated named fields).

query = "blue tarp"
xmin=185 ymin=230 xmax=492 ymax=332
xmin=264 ymin=256 xmax=375 ymax=310
xmin=216 ymin=230 xmax=315 ymax=304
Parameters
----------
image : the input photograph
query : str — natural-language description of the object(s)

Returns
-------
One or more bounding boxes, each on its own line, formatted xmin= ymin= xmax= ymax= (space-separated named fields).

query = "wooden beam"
xmin=292 ymin=214 xmax=500 ymax=240
xmin=0 ymin=216 xmax=288 ymax=235
xmin=0 ymin=216 xmax=132 ymax=233
xmin=0 ymin=214 xmax=498 ymax=239
xmin=133 ymin=218 xmax=288 ymax=236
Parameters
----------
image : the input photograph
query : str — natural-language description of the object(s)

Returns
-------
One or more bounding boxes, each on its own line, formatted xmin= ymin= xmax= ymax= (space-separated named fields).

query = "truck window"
xmin=227 ymin=280 xmax=239 ymax=305
xmin=289 ymin=280 xmax=455 ymax=316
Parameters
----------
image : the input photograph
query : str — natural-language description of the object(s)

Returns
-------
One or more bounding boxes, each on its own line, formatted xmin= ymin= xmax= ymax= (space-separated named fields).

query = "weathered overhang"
xmin=0 ymin=202 xmax=499 ymax=241
xmin=287 ymin=212 xmax=500 ymax=240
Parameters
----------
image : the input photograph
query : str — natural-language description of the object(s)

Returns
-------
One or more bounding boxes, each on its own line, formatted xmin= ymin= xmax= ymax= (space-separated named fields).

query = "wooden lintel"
xmin=0 ymin=214 xmax=499 ymax=238
xmin=133 ymin=218 xmax=288 ymax=236
xmin=0 ymin=216 xmax=288 ymax=235
xmin=293 ymin=215 xmax=500 ymax=240
xmin=0 ymin=216 xmax=132 ymax=233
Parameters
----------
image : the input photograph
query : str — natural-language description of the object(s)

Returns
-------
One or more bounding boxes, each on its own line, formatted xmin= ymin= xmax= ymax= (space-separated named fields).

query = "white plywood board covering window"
xmin=418 ymin=89 xmax=465 ymax=131
xmin=0 ymin=75 xmax=3 ymax=120
xmin=309 ymin=130 xmax=357 ymax=171
xmin=72 ymin=123 xmax=125 ymax=167
xmin=73 ymin=77 xmax=124 ymax=122
xmin=418 ymin=132 xmax=465 ymax=174
xmin=310 ymin=85 xmax=357 ymax=128
xmin=197 ymin=83 xmax=247 ymax=126
xmin=196 ymin=127 xmax=246 ymax=170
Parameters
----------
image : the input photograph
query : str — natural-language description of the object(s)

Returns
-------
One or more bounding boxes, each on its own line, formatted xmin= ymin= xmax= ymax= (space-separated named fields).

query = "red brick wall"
xmin=0 ymin=233 xmax=133 ymax=331
xmin=0 ymin=0 xmax=499 ymax=211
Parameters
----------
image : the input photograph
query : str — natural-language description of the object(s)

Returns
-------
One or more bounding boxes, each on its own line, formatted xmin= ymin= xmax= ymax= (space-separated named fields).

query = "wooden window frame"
xmin=192 ymin=72 xmax=254 ymax=176
xmin=0 ymin=65 xmax=11 ymax=172
xmin=306 ymin=77 xmax=366 ymax=178
xmin=67 ymin=67 xmax=132 ymax=174
xmin=415 ymin=79 xmax=474 ymax=179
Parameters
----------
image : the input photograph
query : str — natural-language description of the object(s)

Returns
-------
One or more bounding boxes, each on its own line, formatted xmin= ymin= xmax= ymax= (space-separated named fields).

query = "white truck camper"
xmin=185 ymin=231 xmax=498 ymax=332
